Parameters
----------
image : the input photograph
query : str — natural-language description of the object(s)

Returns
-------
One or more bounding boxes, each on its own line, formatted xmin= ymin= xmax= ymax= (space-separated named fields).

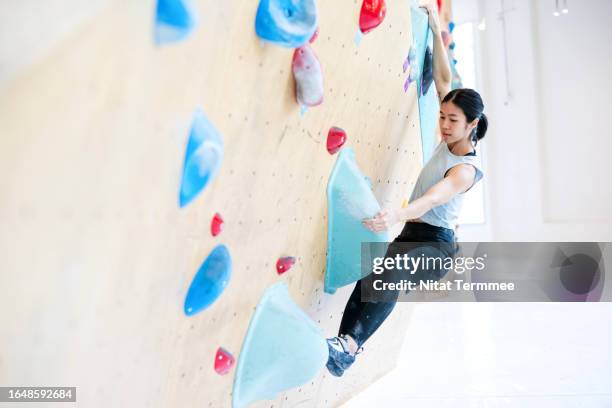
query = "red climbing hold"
xmin=214 ymin=347 xmax=235 ymax=375
xmin=359 ymin=0 xmax=386 ymax=34
xmin=327 ymin=127 xmax=347 ymax=155
xmin=309 ymin=26 xmax=319 ymax=43
xmin=276 ymin=256 xmax=296 ymax=275
xmin=211 ymin=213 xmax=224 ymax=237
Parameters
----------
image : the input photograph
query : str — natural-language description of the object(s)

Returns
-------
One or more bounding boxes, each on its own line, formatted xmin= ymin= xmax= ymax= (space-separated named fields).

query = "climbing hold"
xmin=178 ymin=109 xmax=224 ymax=208
xmin=154 ymin=0 xmax=198 ymax=45
xmin=404 ymin=45 xmax=418 ymax=86
xmin=211 ymin=213 xmax=224 ymax=237
xmin=214 ymin=347 xmax=235 ymax=375
xmin=403 ymin=76 xmax=412 ymax=92
xmin=292 ymin=44 xmax=324 ymax=107
xmin=453 ymin=59 xmax=458 ymax=65
xmin=255 ymin=0 xmax=318 ymax=48
xmin=232 ymin=283 xmax=327 ymax=408
xmin=326 ymin=127 xmax=347 ymax=155
xmin=309 ymin=26 xmax=319 ymax=43
xmin=421 ymin=46 xmax=434 ymax=96
xmin=359 ymin=0 xmax=387 ymax=34
xmin=408 ymin=45 xmax=417 ymax=64
xmin=449 ymin=21 xmax=455 ymax=33
xmin=324 ymin=148 xmax=389 ymax=293
xmin=449 ymin=41 xmax=456 ymax=50
xmin=401 ymin=198 xmax=409 ymax=208
xmin=276 ymin=256 xmax=296 ymax=275
xmin=184 ymin=244 xmax=232 ymax=316
xmin=437 ymin=0 xmax=442 ymax=11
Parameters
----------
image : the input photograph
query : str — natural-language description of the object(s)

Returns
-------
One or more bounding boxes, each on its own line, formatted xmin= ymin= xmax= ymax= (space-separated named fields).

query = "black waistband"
xmin=397 ymin=221 xmax=455 ymax=243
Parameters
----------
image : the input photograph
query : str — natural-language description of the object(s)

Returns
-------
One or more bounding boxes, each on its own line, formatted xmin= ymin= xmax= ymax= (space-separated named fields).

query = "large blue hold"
xmin=232 ymin=283 xmax=327 ymax=408
xmin=324 ymin=148 xmax=389 ymax=294
xmin=179 ymin=109 xmax=224 ymax=208
xmin=411 ymin=6 xmax=439 ymax=162
xmin=184 ymin=244 xmax=232 ymax=316
xmin=155 ymin=0 xmax=198 ymax=45
xmin=255 ymin=0 xmax=318 ymax=48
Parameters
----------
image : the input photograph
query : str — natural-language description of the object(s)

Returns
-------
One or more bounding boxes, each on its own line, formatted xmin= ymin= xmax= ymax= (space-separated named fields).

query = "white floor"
xmin=342 ymin=303 xmax=612 ymax=408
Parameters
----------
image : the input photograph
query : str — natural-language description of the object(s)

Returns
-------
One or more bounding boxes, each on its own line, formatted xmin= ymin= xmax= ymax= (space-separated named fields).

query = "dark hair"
xmin=442 ymin=88 xmax=488 ymax=146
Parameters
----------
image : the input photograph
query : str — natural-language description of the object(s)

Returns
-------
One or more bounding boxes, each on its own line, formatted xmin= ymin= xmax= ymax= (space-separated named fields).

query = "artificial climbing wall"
xmin=0 ymin=1 xmax=428 ymax=407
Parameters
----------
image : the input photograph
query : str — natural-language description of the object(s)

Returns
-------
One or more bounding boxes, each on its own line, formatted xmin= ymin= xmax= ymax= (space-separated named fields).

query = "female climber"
xmin=325 ymin=4 xmax=487 ymax=377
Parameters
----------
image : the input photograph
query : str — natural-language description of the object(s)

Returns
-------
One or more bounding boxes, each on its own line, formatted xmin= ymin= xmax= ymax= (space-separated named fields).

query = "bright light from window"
xmin=453 ymin=22 xmax=485 ymax=225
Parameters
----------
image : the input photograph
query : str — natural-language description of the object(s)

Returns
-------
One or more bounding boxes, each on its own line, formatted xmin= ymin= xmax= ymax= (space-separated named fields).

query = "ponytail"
xmin=474 ymin=113 xmax=488 ymax=146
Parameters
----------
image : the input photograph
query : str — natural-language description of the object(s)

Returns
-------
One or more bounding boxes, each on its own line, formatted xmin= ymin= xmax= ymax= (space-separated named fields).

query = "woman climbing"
xmin=326 ymin=4 xmax=487 ymax=377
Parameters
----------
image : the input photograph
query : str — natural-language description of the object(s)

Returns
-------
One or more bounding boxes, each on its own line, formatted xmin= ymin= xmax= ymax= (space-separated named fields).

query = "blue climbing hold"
xmin=184 ymin=244 xmax=232 ymax=316
xmin=154 ymin=0 xmax=198 ymax=45
xmin=178 ymin=109 xmax=223 ymax=208
xmin=255 ymin=0 xmax=318 ymax=48
xmin=449 ymin=41 xmax=456 ymax=50
xmin=449 ymin=21 xmax=455 ymax=33
xmin=232 ymin=283 xmax=327 ymax=408
xmin=324 ymin=148 xmax=389 ymax=294
xmin=421 ymin=46 xmax=434 ymax=96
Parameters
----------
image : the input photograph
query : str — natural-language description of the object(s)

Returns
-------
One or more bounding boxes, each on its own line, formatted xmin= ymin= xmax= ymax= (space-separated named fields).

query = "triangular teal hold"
xmin=184 ymin=244 xmax=232 ymax=316
xmin=232 ymin=283 xmax=327 ymax=408
xmin=411 ymin=6 xmax=439 ymax=163
xmin=155 ymin=0 xmax=198 ymax=45
xmin=179 ymin=109 xmax=224 ymax=208
xmin=324 ymin=148 xmax=389 ymax=294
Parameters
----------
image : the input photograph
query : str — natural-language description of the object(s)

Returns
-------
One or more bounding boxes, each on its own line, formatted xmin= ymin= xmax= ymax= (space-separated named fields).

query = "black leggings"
xmin=338 ymin=222 xmax=456 ymax=348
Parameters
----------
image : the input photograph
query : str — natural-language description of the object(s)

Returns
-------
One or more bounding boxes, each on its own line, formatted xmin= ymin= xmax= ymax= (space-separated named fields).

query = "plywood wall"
xmin=0 ymin=1 xmax=426 ymax=406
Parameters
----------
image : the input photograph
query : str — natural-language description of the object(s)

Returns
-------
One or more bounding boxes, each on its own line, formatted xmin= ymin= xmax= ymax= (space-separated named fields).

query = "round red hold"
xmin=276 ymin=256 xmax=296 ymax=275
xmin=211 ymin=213 xmax=224 ymax=237
xmin=214 ymin=347 xmax=235 ymax=375
xmin=359 ymin=0 xmax=387 ymax=34
xmin=327 ymin=127 xmax=347 ymax=155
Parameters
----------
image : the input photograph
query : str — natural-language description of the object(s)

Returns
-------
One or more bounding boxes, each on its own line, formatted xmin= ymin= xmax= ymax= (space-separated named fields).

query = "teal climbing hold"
xmin=184 ymin=244 xmax=232 ymax=316
xmin=154 ymin=0 xmax=198 ymax=45
xmin=232 ymin=283 xmax=327 ymax=408
xmin=324 ymin=148 xmax=389 ymax=294
xmin=411 ymin=6 xmax=439 ymax=162
xmin=179 ymin=109 xmax=224 ymax=208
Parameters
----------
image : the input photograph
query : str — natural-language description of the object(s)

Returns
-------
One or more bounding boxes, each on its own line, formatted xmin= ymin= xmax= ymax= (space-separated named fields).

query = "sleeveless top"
xmin=408 ymin=141 xmax=484 ymax=230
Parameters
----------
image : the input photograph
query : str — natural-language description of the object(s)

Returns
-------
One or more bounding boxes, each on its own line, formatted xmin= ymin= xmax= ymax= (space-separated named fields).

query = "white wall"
xmin=456 ymin=0 xmax=612 ymax=242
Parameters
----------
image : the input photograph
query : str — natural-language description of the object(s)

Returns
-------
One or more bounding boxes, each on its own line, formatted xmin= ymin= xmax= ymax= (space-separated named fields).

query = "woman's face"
xmin=439 ymin=101 xmax=478 ymax=144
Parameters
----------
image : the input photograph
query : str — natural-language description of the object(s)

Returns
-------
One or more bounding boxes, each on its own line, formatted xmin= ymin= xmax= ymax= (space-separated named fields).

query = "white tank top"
xmin=408 ymin=141 xmax=484 ymax=230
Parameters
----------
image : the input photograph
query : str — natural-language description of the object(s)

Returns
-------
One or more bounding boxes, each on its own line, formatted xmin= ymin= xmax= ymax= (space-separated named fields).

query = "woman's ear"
xmin=468 ymin=118 xmax=479 ymax=132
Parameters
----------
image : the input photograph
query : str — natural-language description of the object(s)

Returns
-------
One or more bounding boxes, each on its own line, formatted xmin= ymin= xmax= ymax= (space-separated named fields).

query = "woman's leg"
xmin=336 ymin=240 xmax=455 ymax=349
xmin=337 ymin=242 xmax=404 ymax=349
xmin=337 ymin=279 xmax=398 ymax=350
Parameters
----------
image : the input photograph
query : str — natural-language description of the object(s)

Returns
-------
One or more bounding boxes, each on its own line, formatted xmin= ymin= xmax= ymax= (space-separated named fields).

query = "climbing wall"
xmin=0 ymin=1 xmax=429 ymax=407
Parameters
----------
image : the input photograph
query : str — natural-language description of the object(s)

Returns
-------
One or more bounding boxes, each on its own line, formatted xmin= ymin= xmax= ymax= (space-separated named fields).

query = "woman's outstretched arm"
xmin=422 ymin=3 xmax=452 ymax=101
xmin=362 ymin=164 xmax=476 ymax=232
